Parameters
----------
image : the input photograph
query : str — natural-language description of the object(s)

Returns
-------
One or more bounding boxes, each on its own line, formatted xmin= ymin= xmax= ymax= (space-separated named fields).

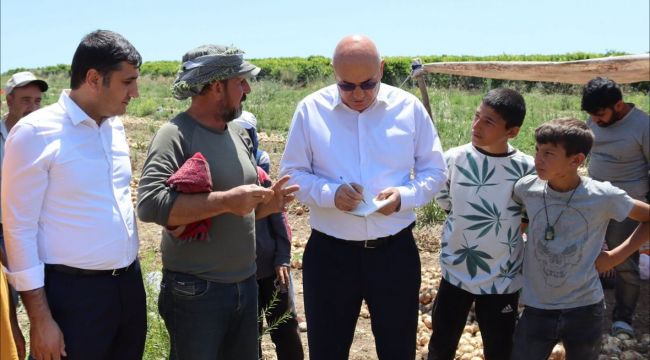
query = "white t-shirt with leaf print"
xmin=436 ymin=143 xmax=535 ymax=295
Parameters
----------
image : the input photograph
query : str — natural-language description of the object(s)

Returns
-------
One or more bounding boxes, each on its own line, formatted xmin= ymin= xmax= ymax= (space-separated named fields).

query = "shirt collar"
xmin=58 ymin=89 xmax=100 ymax=127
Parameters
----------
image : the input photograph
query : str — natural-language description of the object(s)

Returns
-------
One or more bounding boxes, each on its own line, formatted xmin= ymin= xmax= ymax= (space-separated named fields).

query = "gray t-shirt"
xmin=137 ymin=112 xmax=258 ymax=283
xmin=587 ymin=105 xmax=650 ymax=200
xmin=513 ymin=175 xmax=634 ymax=309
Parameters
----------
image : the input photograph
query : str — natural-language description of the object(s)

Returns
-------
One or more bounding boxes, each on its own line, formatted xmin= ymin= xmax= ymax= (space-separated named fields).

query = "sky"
xmin=1 ymin=0 xmax=649 ymax=72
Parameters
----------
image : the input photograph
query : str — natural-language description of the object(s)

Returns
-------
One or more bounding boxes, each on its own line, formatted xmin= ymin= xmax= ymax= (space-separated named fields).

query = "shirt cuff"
xmin=4 ymin=263 xmax=45 ymax=291
xmin=396 ymin=185 xmax=416 ymax=211
xmin=320 ymin=182 xmax=338 ymax=208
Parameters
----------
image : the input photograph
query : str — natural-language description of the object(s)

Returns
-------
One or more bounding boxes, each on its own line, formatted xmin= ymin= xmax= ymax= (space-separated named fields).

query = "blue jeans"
xmin=511 ymin=301 xmax=604 ymax=360
xmin=159 ymin=270 xmax=258 ymax=360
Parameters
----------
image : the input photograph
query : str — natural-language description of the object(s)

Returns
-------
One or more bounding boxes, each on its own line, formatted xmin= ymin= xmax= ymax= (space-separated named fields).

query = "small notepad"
xmin=345 ymin=193 xmax=391 ymax=217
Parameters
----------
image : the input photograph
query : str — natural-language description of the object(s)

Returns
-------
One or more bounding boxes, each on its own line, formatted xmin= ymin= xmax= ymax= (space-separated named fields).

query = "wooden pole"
xmin=412 ymin=59 xmax=433 ymax=122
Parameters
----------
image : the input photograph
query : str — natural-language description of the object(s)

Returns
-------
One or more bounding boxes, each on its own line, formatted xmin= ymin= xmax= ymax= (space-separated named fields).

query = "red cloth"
xmin=165 ymin=152 xmax=212 ymax=241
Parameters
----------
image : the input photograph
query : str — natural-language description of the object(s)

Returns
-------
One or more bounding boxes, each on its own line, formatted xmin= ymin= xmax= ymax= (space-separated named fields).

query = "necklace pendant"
xmin=545 ymin=225 xmax=555 ymax=241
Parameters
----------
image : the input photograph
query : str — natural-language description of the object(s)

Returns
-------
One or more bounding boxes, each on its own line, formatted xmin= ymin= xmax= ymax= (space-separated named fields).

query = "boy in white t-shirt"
xmin=428 ymin=88 xmax=534 ymax=360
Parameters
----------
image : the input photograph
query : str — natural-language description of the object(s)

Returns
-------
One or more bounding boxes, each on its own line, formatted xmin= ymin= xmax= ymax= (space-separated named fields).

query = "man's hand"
xmin=224 ymin=184 xmax=275 ymax=216
xmin=20 ymin=288 xmax=66 ymax=360
xmin=256 ymin=176 xmax=299 ymax=219
xmin=375 ymin=187 xmax=401 ymax=215
xmin=335 ymin=183 xmax=364 ymax=211
xmin=30 ymin=315 xmax=66 ymax=360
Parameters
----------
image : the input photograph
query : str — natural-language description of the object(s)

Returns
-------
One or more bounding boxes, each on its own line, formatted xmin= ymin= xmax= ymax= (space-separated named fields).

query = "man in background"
xmin=0 ymin=71 xmax=48 ymax=359
xmin=582 ymin=77 xmax=649 ymax=337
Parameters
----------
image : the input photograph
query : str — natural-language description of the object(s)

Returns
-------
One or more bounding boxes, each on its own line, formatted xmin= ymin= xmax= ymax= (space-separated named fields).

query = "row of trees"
xmin=6 ymin=52 xmax=648 ymax=92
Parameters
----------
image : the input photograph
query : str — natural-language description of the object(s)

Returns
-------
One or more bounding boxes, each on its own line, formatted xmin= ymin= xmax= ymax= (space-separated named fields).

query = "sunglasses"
xmin=337 ymin=79 xmax=379 ymax=92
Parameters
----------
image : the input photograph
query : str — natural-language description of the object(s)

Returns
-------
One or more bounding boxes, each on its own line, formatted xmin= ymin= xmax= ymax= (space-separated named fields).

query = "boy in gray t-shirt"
xmin=511 ymin=119 xmax=649 ymax=360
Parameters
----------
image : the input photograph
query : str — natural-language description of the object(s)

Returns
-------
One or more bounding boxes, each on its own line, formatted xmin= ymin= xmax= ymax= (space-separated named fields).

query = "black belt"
xmin=45 ymin=260 xmax=137 ymax=277
xmin=317 ymin=222 xmax=415 ymax=249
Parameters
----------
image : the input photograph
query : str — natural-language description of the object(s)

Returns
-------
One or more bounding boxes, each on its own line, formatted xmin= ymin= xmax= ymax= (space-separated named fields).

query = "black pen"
xmin=339 ymin=176 xmax=367 ymax=204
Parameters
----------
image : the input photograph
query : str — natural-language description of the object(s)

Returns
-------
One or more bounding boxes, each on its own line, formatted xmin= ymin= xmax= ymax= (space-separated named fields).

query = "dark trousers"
xmin=427 ymin=279 xmax=519 ymax=360
xmin=43 ymin=260 xmax=147 ymax=360
xmin=257 ymin=275 xmax=304 ymax=360
xmin=605 ymin=217 xmax=641 ymax=324
xmin=159 ymin=271 xmax=258 ymax=360
xmin=511 ymin=301 xmax=604 ymax=360
xmin=303 ymin=224 xmax=421 ymax=360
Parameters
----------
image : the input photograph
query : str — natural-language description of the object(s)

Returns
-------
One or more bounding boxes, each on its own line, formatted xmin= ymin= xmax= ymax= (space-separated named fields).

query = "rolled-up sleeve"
xmin=2 ymin=124 xmax=51 ymax=291
xmin=136 ymin=123 xmax=184 ymax=226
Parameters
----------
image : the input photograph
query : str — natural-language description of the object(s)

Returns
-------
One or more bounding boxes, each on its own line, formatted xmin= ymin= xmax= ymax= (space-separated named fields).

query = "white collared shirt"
xmin=280 ymin=84 xmax=447 ymax=240
xmin=1 ymin=90 xmax=139 ymax=291
xmin=0 ymin=116 xmax=8 ymax=223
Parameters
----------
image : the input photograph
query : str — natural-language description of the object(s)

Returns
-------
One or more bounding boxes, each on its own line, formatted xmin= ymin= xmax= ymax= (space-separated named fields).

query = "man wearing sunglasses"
xmin=280 ymin=34 xmax=447 ymax=360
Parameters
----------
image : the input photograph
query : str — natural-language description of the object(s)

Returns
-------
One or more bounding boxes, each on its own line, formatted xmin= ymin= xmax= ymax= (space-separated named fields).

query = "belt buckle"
xmin=363 ymin=240 xmax=376 ymax=249
xmin=112 ymin=268 xmax=119 ymax=276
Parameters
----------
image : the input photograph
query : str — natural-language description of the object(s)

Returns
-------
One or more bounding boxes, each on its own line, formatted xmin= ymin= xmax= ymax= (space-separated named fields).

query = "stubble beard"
xmin=221 ymin=94 xmax=246 ymax=123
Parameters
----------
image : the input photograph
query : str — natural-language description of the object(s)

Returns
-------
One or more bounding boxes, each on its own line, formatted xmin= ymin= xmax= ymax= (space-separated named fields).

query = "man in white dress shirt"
xmin=1 ymin=30 xmax=146 ymax=360
xmin=280 ymin=35 xmax=447 ymax=360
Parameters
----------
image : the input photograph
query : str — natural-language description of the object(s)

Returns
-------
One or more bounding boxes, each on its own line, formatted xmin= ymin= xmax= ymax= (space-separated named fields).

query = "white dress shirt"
xmin=1 ymin=90 xmax=139 ymax=291
xmin=280 ymin=84 xmax=447 ymax=240
xmin=0 ymin=117 xmax=8 ymax=223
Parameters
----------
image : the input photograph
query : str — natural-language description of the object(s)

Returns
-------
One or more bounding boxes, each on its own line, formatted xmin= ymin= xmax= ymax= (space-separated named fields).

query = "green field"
xmin=7 ymin=72 xmax=647 ymax=154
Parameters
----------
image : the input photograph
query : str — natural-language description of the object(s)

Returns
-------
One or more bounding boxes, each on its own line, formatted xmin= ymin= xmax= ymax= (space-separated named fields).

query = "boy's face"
xmin=471 ymin=103 xmax=519 ymax=152
xmin=534 ymin=142 xmax=583 ymax=182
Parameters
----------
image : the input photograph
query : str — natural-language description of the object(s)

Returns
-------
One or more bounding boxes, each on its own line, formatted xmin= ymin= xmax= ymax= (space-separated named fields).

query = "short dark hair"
xmin=581 ymin=77 xmax=622 ymax=113
xmin=535 ymin=118 xmax=594 ymax=156
xmin=481 ymin=88 xmax=526 ymax=128
xmin=70 ymin=30 xmax=142 ymax=89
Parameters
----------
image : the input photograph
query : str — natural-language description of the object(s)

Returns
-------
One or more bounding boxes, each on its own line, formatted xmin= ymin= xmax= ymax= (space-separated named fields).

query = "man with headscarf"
xmin=280 ymin=35 xmax=446 ymax=359
xmin=137 ymin=44 xmax=298 ymax=360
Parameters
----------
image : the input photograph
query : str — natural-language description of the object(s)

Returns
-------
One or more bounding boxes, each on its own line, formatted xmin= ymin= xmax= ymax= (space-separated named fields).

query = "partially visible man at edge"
xmin=2 ymin=30 xmax=146 ymax=359
xmin=1 ymin=71 xmax=49 ymax=359
xmin=137 ymin=44 xmax=298 ymax=360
